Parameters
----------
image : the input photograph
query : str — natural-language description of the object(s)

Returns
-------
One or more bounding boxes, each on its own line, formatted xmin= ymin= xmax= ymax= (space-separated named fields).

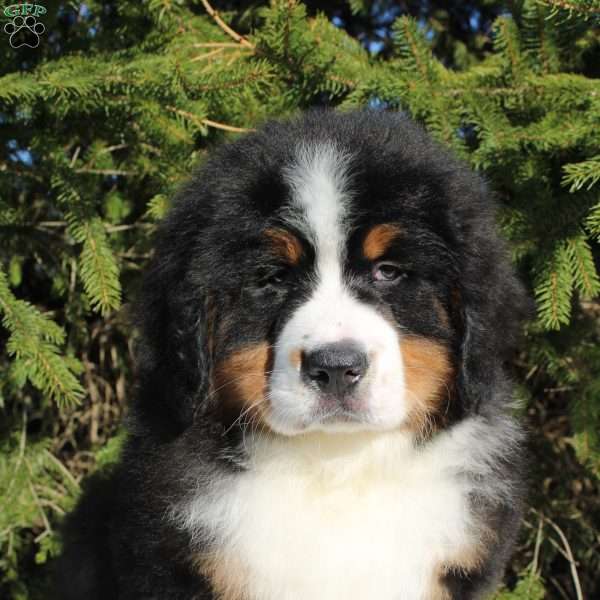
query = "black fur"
xmin=57 ymin=110 xmax=529 ymax=600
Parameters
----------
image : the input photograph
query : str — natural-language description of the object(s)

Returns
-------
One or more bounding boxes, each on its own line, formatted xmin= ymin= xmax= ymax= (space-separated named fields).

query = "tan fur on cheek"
xmin=426 ymin=579 xmax=453 ymax=600
xmin=426 ymin=539 xmax=489 ymax=599
xmin=264 ymin=228 xmax=303 ymax=265
xmin=400 ymin=336 xmax=453 ymax=437
xmin=363 ymin=223 xmax=403 ymax=260
xmin=213 ymin=343 xmax=271 ymax=428
xmin=195 ymin=553 xmax=250 ymax=600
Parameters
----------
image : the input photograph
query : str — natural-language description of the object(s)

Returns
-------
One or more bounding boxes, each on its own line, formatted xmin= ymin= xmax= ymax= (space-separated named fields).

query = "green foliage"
xmin=563 ymin=155 xmax=600 ymax=191
xmin=1 ymin=0 xmax=599 ymax=598
xmin=494 ymin=571 xmax=546 ymax=600
xmin=534 ymin=241 xmax=575 ymax=330
xmin=0 ymin=270 xmax=84 ymax=408
xmin=65 ymin=212 xmax=122 ymax=316
xmin=586 ymin=200 xmax=600 ymax=240
xmin=0 ymin=429 xmax=80 ymax=598
xmin=571 ymin=376 xmax=600 ymax=477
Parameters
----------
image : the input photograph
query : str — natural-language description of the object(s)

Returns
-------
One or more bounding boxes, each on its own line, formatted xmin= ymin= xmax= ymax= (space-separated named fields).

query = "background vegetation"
xmin=1 ymin=0 xmax=599 ymax=598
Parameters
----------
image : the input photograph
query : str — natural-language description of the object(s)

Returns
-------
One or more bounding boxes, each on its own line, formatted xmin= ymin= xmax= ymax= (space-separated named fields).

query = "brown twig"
xmin=69 ymin=146 xmax=81 ymax=168
xmin=34 ymin=529 xmax=51 ymax=543
xmin=74 ymin=168 xmax=134 ymax=176
xmin=190 ymin=48 xmax=225 ymax=63
xmin=38 ymin=498 xmax=66 ymax=516
xmin=43 ymin=450 xmax=79 ymax=491
xmin=531 ymin=513 xmax=544 ymax=575
xmin=166 ymin=105 xmax=253 ymax=133
xmin=193 ymin=42 xmax=249 ymax=48
xmin=36 ymin=220 xmax=67 ymax=228
xmin=549 ymin=576 xmax=572 ymax=600
xmin=26 ymin=463 xmax=52 ymax=533
xmin=97 ymin=143 xmax=128 ymax=155
xmin=199 ymin=0 xmax=254 ymax=49
xmin=543 ymin=515 xmax=584 ymax=600
xmin=202 ymin=118 xmax=253 ymax=133
xmin=105 ymin=223 xmax=153 ymax=233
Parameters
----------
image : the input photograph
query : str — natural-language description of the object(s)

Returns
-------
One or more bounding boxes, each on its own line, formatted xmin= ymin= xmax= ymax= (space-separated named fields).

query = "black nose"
xmin=301 ymin=341 xmax=368 ymax=397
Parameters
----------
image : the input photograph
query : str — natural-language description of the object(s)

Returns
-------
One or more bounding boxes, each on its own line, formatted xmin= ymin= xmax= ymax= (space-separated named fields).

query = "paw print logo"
xmin=4 ymin=15 xmax=45 ymax=48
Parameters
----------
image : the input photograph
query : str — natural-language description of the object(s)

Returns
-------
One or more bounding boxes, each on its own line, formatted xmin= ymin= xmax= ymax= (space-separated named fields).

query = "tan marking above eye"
xmin=400 ymin=336 xmax=453 ymax=439
xmin=264 ymin=228 xmax=303 ymax=265
xmin=213 ymin=342 xmax=272 ymax=428
xmin=432 ymin=297 xmax=450 ymax=329
xmin=362 ymin=223 xmax=403 ymax=261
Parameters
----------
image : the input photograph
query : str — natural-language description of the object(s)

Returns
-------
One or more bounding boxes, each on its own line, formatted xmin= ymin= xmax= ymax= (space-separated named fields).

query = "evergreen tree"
xmin=1 ymin=1 xmax=599 ymax=598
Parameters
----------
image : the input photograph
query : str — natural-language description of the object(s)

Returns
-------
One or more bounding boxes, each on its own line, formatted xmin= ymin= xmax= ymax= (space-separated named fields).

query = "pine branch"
xmin=534 ymin=242 xmax=575 ymax=329
xmin=0 ymin=72 xmax=39 ymax=104
xmin=392 ymin=16 xmax=439 ymax=83
xmin=493 ymin=16 xmax=524 ymax=79
xmin=566 ymin=233 xmax=600 ymax=299
xmin=563 ymin=156 xmax=600 ymax=191
xmin=145 ymin=194 xmax=171 ymax=222
xmin=540 ymin=0 xmax=600 ymax=17
xmin=66 ymin=213 xmax=122 ymax=317
xmin=0 ymin=270 xmax=84 ymax=407
xmin=586 ymin=201 xmax=600 ymax=240
xmin=521 ymin=0 xmax=561 ymax=74
xmin=570 ymin=373 xmax=600 ymax=479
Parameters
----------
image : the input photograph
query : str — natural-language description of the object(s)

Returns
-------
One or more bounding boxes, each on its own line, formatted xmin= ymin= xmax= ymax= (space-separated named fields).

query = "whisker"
xmin=221 ymin=396 xmax=267 ymax=437
xmin=204 ymin=368 xmax=284 ymax=402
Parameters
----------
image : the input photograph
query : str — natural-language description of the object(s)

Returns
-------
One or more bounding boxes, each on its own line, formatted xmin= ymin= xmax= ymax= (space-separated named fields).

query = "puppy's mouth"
xmin=272 ymin=398 xmax=387 ymax=436
xmin=296 ymin=341 xmax=375 ymax=431
xmin=266 ymin=380 xmax=391 ymax=436
xmin=307 ymin=387 xmax=371 ymax=425
xmin=311 ymin=405 xmax=369 ymax=427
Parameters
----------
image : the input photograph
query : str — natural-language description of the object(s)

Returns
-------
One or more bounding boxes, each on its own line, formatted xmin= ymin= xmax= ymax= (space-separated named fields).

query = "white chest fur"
xmin=179 ymin=419 xmax=506 ymax=600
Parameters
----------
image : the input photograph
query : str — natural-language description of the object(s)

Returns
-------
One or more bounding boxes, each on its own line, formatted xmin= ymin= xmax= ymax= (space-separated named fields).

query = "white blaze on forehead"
xmin=268 ymin=143 xmax=408 ymax=435
xmin=283 ymin=142 xmax=350 ymax=283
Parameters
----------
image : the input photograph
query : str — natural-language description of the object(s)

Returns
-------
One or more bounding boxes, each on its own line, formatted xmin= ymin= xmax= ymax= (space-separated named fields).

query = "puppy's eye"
xmin=372 ymin=262 xmax=409 ymax=284
xmin=267 ymin=269 xmax=288 ymax=285
xmin=257 ymin=267 xmax=290 ymax=288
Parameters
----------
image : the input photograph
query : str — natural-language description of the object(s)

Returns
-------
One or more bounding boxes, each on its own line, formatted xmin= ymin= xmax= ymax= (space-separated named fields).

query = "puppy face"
xmin=265 ymin=144 xmax=452 ymax=435
xmin=142 ymin=111 xmax=525 ymax=440
xmin=209 ymin=139 xmax=457 ymax=438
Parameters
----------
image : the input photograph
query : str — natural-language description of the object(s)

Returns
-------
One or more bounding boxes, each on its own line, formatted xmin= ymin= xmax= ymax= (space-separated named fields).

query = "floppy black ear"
xmin=133 ymin=201 xmax=214 ymax=440
xmin=452 ymin=199 xmax=532 ymax=415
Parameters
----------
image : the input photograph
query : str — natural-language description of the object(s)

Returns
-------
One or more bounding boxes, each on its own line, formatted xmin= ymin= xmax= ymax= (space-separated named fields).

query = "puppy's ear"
xmin=133 ymin=204 xmax=214 ymax=439
xmin=452 ymin=204 xmax=531 ymax=415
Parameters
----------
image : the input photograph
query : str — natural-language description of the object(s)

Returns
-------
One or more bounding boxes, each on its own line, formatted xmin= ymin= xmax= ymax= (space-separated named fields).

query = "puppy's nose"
xmin=301 ymin=341 xmax=368 ymax=396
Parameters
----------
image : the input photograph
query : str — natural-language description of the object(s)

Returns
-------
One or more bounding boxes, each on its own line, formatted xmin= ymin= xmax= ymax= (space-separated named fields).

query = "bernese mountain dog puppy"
xmin=58 ymin=110 xmax=528 ymax=600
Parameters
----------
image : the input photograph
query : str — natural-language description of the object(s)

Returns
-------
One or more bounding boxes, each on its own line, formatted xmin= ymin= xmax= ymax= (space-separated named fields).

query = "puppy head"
xmin=135 ymin=111 xmax=528 ymax=440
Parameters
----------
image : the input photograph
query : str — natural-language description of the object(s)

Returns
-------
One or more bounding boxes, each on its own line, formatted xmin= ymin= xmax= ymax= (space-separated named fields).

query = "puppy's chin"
xmin=265 ymin=417 xmax=376 ymax=437
xmin=262 ymin=400 xmax=408 ymax=437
